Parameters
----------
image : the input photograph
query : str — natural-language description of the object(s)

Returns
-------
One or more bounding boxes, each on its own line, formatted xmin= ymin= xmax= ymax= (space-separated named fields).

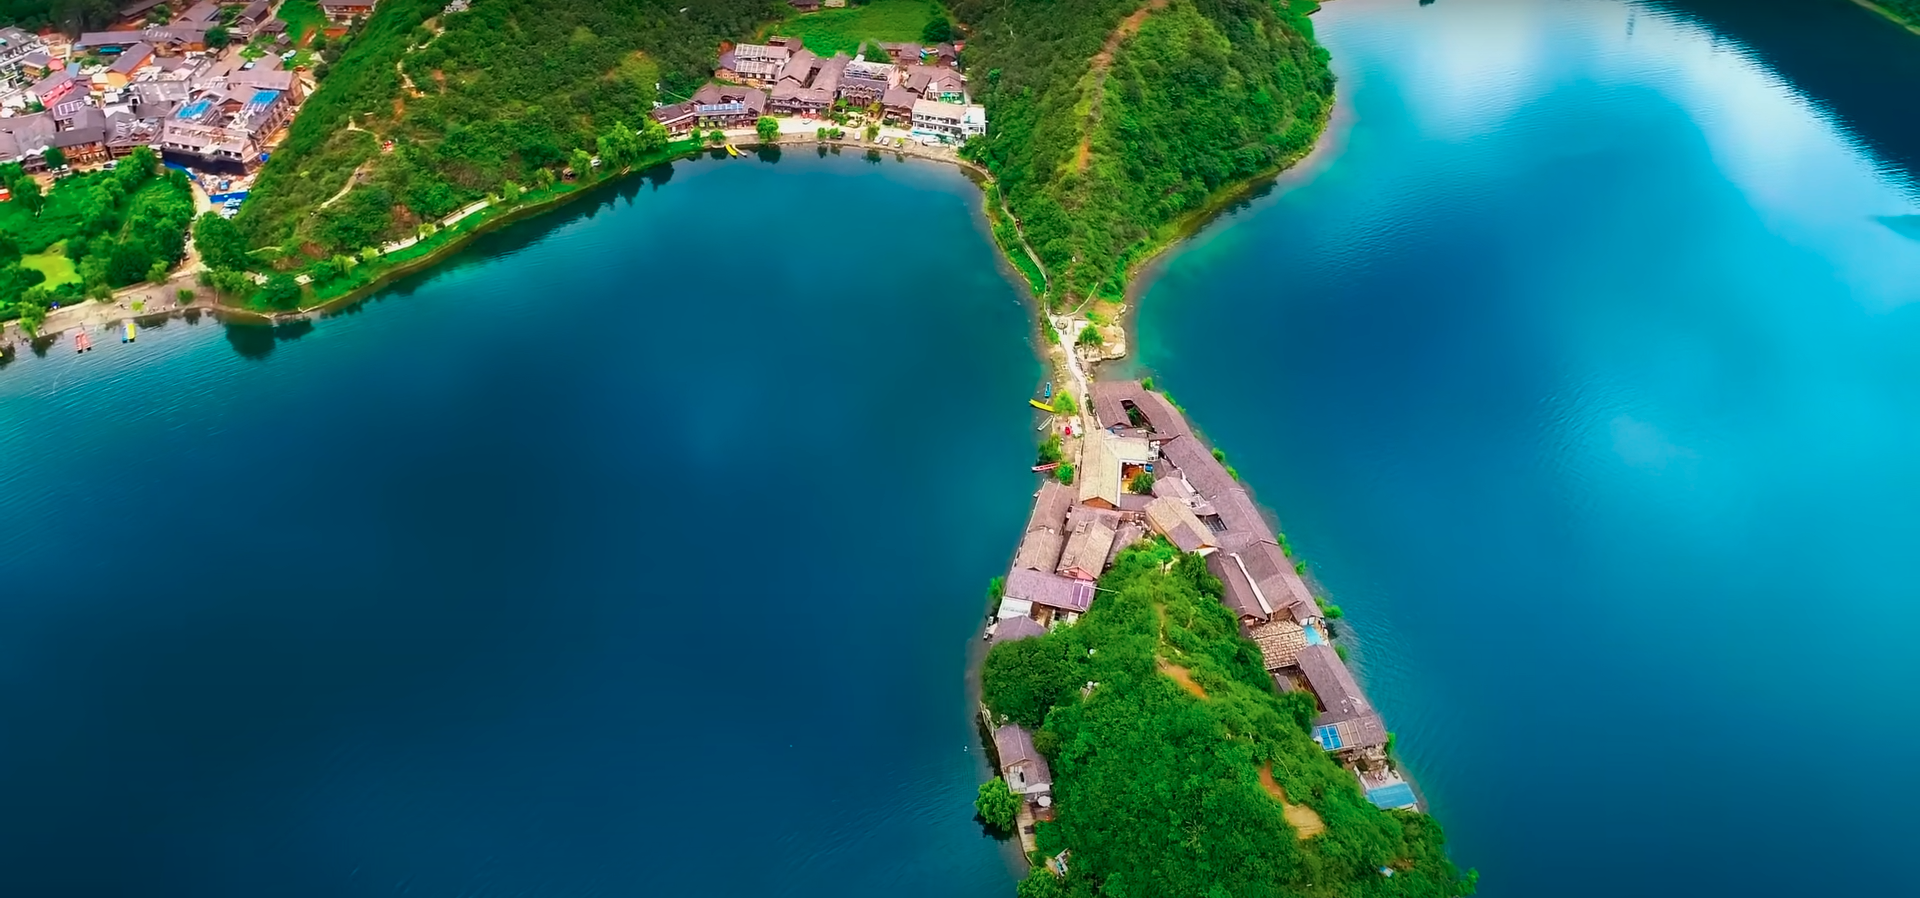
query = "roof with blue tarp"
xmin=1366 ymin=782 xmax=1418 ymax=810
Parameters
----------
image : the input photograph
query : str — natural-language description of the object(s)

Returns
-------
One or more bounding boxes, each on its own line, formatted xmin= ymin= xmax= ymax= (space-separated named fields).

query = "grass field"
xmin=19 ymin=250 xmax=78 ymax=288
xmin=773 ymin=0 xmax=942 ymax=58
xmin=277 ymin=0 xmax=327 ymax=46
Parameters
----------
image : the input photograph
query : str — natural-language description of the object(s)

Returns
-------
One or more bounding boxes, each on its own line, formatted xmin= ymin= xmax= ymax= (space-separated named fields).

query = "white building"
xmin=909 ymin=98 xmax=986 ymax=143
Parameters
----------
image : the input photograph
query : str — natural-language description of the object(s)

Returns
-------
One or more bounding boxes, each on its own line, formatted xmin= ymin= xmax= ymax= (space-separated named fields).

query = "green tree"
xmin=1076 ymin=325 xmax=1101 ymax=347
xmin=193 ymin=212 xmax=250 ymax=271
xmin=974 ymin=777 xmax=1020 ymax=832
xmin=0 ymin=233 xmax=18 ymax=266
xmin=1055 ymin=463 xmax=1074 ymax=485
xmin=1052 ymin=392 xmax=1076 ymax=416
xmin=256 ymin=272 xmax=303 ymax=310
xmin=1036 ymin=434 xmax=1063 ymax=466
xmin=13 ymin=177 xmax=42 ymax=216
xmin=42 ymin=146 xmax=66 ymax=171
xmin=205 ymin=25 xmax=230 ymax=48
xmin=707 ymin=129 xmax=726 ymax=146
xmin=755 ymin=116 xmax=779 ymax=143
xmin=598 ymin=121 xmax=640 ymax=169
xmin=177 ymin=288 xmax=194 ymax=303
xmin=105 ymin=240 xmax=154 ymax=287
xmin=636 ymin=117 xmax=669 ymax=156
xmin=922 ymin=18 xmax=954 ymax=44
xmin=864 ymin=123 xmax=880 ymax=142
xmin=1128 ymin=471 xmax=1155 ymax=495
xmin=568 ymin=148 xmax=594 ymax=180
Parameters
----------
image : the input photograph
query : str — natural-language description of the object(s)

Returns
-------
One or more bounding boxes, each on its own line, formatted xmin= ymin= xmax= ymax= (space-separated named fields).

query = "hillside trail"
xmin=1076 ymin=0 xmax=1168 ymax=172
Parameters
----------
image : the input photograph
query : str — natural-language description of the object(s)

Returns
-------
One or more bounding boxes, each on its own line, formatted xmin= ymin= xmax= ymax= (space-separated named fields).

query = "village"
xmin=649 ymin=27 xmax=987 ymax=148
xmin=984 ymin=380 xmax=1422 ymax=855
xmin=0 ymin=1 xmax=387 ymax=210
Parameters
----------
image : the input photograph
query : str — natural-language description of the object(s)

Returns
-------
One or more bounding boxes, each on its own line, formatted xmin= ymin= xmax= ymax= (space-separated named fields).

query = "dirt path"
xmin=1259 ymin=763 xmax=1327 ymax=838
xmin=317 ymin=160 xmax=372 ymax=210
xmin=1158 ymin=660 xmax=1208 ymax=700
xmin=1076 ymin=0 xmax=1168 ymax=172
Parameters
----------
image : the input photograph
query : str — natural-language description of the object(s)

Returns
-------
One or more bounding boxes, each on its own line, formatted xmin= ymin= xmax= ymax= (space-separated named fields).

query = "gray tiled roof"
xmin=993 ymin=724 xmax=1053 ymax=793
xmin=1004 ymin=568 xmax=1094 ymax=613
xmin=107 ymin=43 xmax=153 ymax=75
xmin=1012 ymin=528 xmax=1063 ymax=573
xmin=1296 ymin=644 xmax=1372 ymax=723
xmin=1091 ymin=381 xmax=1192 ymax=437
xmin=991 ymin=616 xmax=1047 ymax=645
xmin=1026 ymin=481 xmax=1072 ymax=533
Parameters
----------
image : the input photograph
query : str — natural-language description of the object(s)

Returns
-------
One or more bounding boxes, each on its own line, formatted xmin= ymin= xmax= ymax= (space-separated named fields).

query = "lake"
xmin=1135 ymin=1 xmax=1920 ymax=896
xmin=7 ymin=0 xmax=1920 ymax=894
xmin=0 ymin=152 xmax=1039 ymax=897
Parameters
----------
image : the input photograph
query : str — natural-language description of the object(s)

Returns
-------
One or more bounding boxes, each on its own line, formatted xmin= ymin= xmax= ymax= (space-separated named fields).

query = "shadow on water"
xmin=1645 ymin=0 xmax=1920 ymax=189
xmin=223 ymin=319 xmax=315 ymax=361
xmin=756 ymin=145 xmax=783 ymax=164
xmin=314 ymin=160 xmax=687 ymax=322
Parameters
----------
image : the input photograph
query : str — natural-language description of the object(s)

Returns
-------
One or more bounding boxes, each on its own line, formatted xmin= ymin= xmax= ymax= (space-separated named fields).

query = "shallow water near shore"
xmin=0 ymin=154 xmax=1036 ymax=896
xmin=1137 ymin=1 xmax=1920 ymax=896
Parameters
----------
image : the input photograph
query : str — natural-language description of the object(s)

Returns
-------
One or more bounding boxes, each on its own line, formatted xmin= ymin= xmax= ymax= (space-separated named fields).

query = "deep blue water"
xmin=0 ymin=154 xmax=1036 ymax=896
xmin=1137 ymin=1 xmax=1920 ymax=896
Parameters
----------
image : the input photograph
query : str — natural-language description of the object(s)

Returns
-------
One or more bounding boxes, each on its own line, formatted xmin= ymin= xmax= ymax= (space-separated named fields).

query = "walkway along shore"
xmin=977 ymin=380 xmax=1423 ymax=862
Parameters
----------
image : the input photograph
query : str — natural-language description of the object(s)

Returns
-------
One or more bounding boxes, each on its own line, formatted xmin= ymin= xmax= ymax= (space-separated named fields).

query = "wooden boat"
xmin=1036 ymin=414 xmax=1054 ymax=432
xmin=122 ymin=321 xmax=137 ymax=343
xmin=74 ymin=331 xmax=92 ymax=353
xmin=724 ymin=143 xmax=741 ymax=157
xmin=1029 ymin=398 xmax=1054 ymax=411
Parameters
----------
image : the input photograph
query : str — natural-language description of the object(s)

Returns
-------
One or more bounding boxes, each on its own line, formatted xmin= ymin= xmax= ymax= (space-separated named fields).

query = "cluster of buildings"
xmin=1 ymin=2 xmax=308 ymax=178
xmin=652 ymin=36 xmax=986 ymax=144
xmin=986 ymin=381 xmax=1420 ymax=841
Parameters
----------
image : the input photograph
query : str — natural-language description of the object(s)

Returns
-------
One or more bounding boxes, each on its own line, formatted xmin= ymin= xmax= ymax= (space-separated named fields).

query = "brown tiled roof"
xmin=1077 ymin=435 xmax=1122 ymax=508
xmin=1057 ymin=518 xmax=1116 ymax=581
xmin=779 ymin=49 xmax=818 ymax=83
xmin=1004 ymin=568 xmax=1095 ymax=613
xmin=1247 ymin=618 xmax=1308 ymax=671
xmin=881 ymin=85 xmax=918 ymax=110
xmin=1012 ymin=528 xmax=1064 ymax=573
xmin=1144 ymin=496 xmax=1214 ymax=553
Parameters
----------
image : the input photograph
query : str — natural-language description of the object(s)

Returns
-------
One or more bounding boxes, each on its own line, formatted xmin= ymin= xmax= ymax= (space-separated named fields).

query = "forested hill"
xmin=949 ymin=0 xmax=1332 ymax=306
xmin=984 ymin=543 xmax=1474 ymax=898
xmin=0 ymin=0 xmax=117 ymax=33
xmin=234 ymin=0 xmax=778 ymax=254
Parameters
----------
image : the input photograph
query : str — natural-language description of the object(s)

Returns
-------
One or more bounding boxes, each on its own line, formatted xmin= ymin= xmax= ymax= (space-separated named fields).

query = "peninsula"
xmin=0 ymin=1 xmax=1467 ymax=892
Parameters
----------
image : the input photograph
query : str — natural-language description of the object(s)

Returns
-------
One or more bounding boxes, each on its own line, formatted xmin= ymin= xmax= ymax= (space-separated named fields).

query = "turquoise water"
xmin=1137 ymin=1 xmax=1920 ymax=895
xmin=0 ymin=154 xmax=1035 ymax=896
xmin=7 ymin=1 xmax=1920 ymax=894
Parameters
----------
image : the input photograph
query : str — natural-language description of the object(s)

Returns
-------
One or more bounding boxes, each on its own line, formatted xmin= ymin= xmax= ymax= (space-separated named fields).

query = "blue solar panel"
xmin=1314 ymin=725 xmax=1343 ymax=750
xmin=1366 ymin=783 xmax=1417 ymax=809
